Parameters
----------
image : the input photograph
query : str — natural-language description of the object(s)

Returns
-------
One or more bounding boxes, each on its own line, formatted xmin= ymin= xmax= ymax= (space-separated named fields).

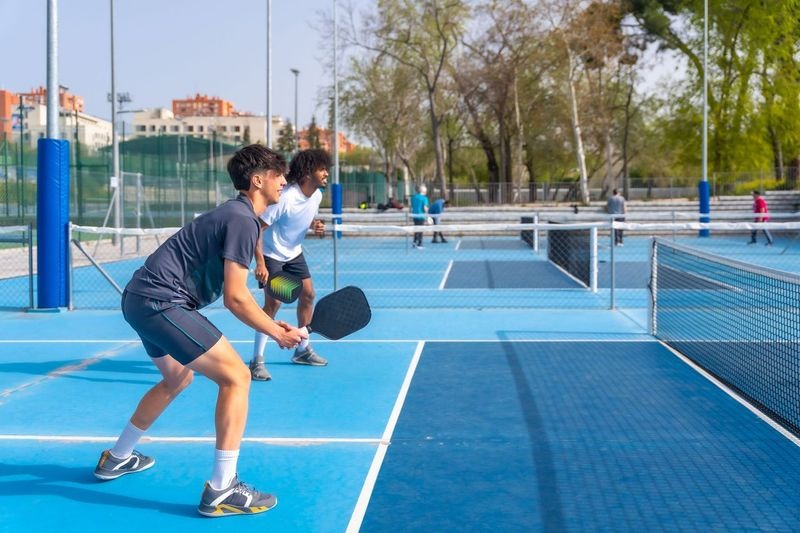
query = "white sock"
xmin=110 ymin=421 xmax=145 ymax=460
xmin=210 ymin=448 xmax=240 ymax=491
xmin=298 ymin=336 xmax=310 ymax=350
xmin=253 ymin=331 xmax=269 ymax=359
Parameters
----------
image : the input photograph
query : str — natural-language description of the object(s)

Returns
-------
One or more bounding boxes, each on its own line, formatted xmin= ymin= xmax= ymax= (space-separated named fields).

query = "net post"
xmin=27 ymin=223 xmax=34 ymax=310
xmin=533 ymin=213 xmax=539 ymax=252
xmin=590 ymin=226 xmax=598 ymax=293
xmin=68 ymin=223 xmax=74 ymax=311
xmin=649 ymin=238 xmax=658 ymax=335
xmin=609 ymin=220 xmax=615 ymax=309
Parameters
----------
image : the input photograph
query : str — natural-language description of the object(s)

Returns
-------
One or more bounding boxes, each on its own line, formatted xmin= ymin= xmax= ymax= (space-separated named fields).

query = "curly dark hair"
xmin=227 ymin=144 xmax=288 ymax=191
xmin=286 ymin=149 xmax=331 ymax=184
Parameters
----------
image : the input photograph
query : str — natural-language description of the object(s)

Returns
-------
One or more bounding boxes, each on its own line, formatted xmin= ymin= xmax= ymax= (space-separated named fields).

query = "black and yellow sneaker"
xmin=197 ymin=476 xmax=277 ymax=517
xmin=94 ymin=449 xmax=155 ymax=480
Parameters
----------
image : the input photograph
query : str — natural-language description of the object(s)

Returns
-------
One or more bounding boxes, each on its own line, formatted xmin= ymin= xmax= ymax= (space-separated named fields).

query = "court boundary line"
xmin=347 ymin=340 xmax=424 ymax=532
xmin=438 ymin=259 xmax=453 ymax=290
xmin=659 ymin=340 xmax=800 ymax=447
xmin=0 ymin=434 xmax=384 ymax=445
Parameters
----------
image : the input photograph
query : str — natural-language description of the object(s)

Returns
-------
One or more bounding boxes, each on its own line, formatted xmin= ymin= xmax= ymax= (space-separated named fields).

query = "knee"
xmin=231 ymin=362 xmax=252 ymax=390
xmin=164 ymin=370 xmax=193 ymax=396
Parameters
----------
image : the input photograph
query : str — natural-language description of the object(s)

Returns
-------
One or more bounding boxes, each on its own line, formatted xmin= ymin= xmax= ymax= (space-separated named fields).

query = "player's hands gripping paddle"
xmin=259 ymin=271 xmax=303 ymax=303
xmin=301 ymin=286 xmax=371 ymax=340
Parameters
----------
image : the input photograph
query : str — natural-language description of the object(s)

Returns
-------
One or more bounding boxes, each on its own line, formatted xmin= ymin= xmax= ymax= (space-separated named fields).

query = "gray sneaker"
xmin=249 ymin=356 xmax=272 ymax=381
xmin=94 ymin=449 xmax=155 ymax=480
xmin=198 ymin=476 xmax=277 ymax=517
xmin=292 ymin=346 xmax=328 ymax=366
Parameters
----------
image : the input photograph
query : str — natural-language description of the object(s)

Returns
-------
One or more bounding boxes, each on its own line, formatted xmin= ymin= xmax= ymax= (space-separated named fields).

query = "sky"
xmin=0 ymin=0 xmax=353 ymax=130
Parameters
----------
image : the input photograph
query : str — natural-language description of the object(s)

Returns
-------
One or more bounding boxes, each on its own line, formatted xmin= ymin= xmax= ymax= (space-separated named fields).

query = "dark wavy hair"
xmin=286 ymin=149 xmax=331 ymax=185
xmin=226 ymin=144 xmax=288 ymax=191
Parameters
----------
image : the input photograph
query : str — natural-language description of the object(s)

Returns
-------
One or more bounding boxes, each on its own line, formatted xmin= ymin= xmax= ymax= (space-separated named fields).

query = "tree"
xmin=351 ymin=0 xmax=469 ymax=200
xmin=277 ymin=122 xmax=295 ymax=154
xmin=625 ymin=0 xmax=800 ymax=182
xmin=306 ymin=116 xmax=322 ymax=149
xmin=340 ymin=53 xmax=427 ymax=198
xmin=456 ymin=0 xmax=549 ymax=203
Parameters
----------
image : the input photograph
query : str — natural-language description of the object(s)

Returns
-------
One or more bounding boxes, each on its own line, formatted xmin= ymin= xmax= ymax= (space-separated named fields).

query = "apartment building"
xmin=131 ymin=107 xmax=283 ymax=144
xmin=298 ymin=127 xmax=356 ymax=154
xmin=1 ymin=87 xmax=111 ymax=151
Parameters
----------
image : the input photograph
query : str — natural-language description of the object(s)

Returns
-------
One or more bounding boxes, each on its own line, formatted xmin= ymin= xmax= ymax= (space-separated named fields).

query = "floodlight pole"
xmin=110 ymin=0 xmax=121 ymax=239
xmin=333 ymin=0 xmax=339 ymax=188
xmin=291 ymin=68 xmax=299 ymax=152
xmin=266 ymin=0 xmax=272 ymax=148
xmin=46 ymin=0 xmax=59 ymax=139
xmin=698 ymin=0 xmax=710 ymax=236
xmin=331 ymin=0 xmax=342 ymax=288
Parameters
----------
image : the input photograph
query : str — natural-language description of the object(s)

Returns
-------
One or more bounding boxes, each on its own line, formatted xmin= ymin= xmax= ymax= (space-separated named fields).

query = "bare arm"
xmin=223 ymin=259 xmax=305 ymax=348
xmin=253 ymin=220 xmax=268 ymax=284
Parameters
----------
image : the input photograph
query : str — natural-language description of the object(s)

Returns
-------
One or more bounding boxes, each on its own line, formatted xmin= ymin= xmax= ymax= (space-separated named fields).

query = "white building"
xmin=21 ymin=104 xmax=112 ymax=152
xmin=130 ymin=108 xmax=285 ymax=144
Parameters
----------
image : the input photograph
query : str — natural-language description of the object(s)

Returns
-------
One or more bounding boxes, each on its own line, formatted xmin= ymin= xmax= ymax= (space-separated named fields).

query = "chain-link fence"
xmin=37 ymin=210 xmax=798 ymax=313
xmin=0 ymin=225 xmax=34 ymax=310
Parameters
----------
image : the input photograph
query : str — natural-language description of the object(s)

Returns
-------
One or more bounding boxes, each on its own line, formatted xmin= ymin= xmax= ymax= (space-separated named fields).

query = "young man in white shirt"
xmin=250 ymin=149 xmax=329 ymax=380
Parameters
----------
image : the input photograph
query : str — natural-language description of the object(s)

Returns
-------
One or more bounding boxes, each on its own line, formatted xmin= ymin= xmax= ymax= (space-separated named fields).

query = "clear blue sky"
xmin=0 ymin=0 xmax=349 ymax=130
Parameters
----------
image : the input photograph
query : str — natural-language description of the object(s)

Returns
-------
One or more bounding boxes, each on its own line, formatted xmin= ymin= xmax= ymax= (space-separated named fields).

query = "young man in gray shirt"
xmin=93 ymin=144 xmax=306 ymax=518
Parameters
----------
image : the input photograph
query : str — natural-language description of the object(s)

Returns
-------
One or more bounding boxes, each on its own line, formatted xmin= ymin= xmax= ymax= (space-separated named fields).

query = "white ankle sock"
xmin=210 ymin=449 xmax=240 ymax=490
xmin=298 ymin=337 xmax=310 ymax=350
xmin=253 ymin=331 xmax=269 ymax=359
xmin=110 ymin=421 xmax=145 ymax=460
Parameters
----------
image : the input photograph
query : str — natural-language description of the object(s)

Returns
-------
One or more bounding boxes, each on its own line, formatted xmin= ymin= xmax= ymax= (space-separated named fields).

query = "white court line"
xmin=0 ymin=434 xmax=384 ymax=445
xmin=659 ymin=341 xmax=800 ymax=448
xmin=438 ymin=260 xmax=453 ymax=290
xmin=347 ymin=340 xmax=424 ymax=533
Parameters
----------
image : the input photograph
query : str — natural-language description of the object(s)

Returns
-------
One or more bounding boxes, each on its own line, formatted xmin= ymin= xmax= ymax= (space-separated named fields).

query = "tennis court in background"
xmin=3 ymin=224 xmax=800 ymax=531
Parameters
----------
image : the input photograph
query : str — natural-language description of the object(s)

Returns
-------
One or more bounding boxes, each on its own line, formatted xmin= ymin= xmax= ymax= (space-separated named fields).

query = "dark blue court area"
xmin=361 ymin=341 xmax=800 ymax=532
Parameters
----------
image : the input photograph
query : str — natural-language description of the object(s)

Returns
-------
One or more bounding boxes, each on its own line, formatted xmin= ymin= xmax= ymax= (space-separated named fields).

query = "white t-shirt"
xmin=260 ymin=183 xmax=322 ymax=261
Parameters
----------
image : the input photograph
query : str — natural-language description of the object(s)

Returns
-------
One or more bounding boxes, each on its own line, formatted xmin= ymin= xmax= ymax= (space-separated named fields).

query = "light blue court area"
xmin=1 ymin=298 xmax=800 ymax=530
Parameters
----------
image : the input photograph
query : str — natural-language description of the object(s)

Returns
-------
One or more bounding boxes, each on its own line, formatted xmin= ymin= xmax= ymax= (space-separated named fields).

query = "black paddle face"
xmin=263 ymin=271 xmax=303 ymax=303
xmin=308 ymin=286 xmax=371 ymax=340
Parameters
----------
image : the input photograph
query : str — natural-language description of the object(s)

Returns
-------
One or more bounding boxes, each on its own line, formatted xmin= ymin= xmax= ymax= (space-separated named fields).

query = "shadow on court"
xmin=500 ymin=339 xmax=566 ymax=531
xmin=0 ymin=463 xmax=196 ymax=518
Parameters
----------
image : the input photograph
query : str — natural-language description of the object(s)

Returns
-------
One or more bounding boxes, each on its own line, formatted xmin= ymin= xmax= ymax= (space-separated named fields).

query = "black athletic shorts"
xmin=264 ymin=252 xmax=311 ymax=280
xmin=121 ymin=290 xmax=223 ymax=365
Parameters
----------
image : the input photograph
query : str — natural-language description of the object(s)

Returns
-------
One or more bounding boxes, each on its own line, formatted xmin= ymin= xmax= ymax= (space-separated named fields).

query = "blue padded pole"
xmin=331 ymin=182 xmax=342 ymax=239
xmin=698 ymin=180 xmax=710 ymax=237
xmin=37 ymin=138 xmax=70 ymax=309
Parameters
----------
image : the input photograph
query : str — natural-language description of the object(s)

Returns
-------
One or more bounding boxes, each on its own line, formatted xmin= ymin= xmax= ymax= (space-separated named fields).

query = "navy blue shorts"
xmin=264 ymin=252 xmax=311 ymax=280
xmin=121 ymin=290 xmax=223 ymax=365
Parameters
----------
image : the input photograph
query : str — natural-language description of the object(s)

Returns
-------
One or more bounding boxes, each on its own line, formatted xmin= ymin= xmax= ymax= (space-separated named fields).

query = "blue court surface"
xmin=3 ymin=306 xmax=800 ymax=532
xmin=2 ymin=232 xmax=800 ymax=531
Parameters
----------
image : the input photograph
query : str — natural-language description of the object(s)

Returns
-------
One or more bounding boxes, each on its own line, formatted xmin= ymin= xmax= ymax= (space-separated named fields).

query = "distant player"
xmin=748 ymin=190 xmax=773 ymax=245
xmin=250 ymin=149 xmax=330 ymax=381
xmin=93 ymin=144 xmax=306 ymax=518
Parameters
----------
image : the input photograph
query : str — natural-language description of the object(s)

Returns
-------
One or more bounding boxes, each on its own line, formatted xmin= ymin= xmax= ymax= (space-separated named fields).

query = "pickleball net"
xmin=650 ymin=237 xmax=800 ymax=436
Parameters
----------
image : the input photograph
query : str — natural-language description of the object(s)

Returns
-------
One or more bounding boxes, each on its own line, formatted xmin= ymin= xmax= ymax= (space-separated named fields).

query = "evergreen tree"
xmin=277 ymin=121 xmax=296 ymax=153
xmin=306 ymin=116 xmax=321 ymax=149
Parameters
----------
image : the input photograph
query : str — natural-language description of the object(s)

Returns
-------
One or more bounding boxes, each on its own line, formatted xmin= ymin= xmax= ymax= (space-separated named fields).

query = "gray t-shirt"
xmin=125 ymin=194 xmax=260 ymax=309
xmin=607 ymin=195 xmax=626 ymax=215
